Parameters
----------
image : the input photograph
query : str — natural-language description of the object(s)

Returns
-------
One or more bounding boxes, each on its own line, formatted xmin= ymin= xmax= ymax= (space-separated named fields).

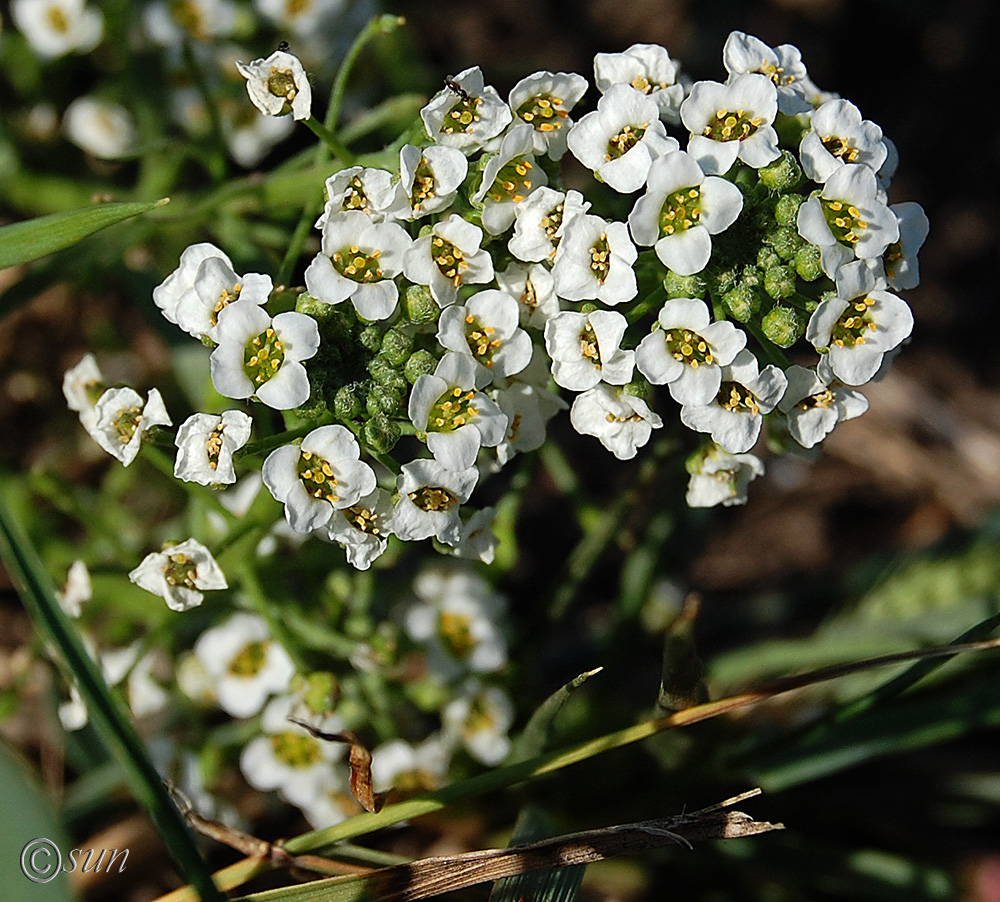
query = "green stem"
xmin=236 ymin=560 xmax=311 ymax=673
xmin=327 ymin=15 xmax=407 ymax=135
xmin=140 ymin=445 xmax=238 ymax=528
xmin=626 ymin=284 xmax=667 ymax=324
xmin=549 ymin=436 xmax=676 ymax=621
xmin=302 ymin=116 xmax=356 ymax=164
xmin=0 ymin=493 xmax=224 ymax=902
xmin=238 ymin=423 xmax=320 ymax=458
xmin=743 ymin=320 xmax=792 ymax=369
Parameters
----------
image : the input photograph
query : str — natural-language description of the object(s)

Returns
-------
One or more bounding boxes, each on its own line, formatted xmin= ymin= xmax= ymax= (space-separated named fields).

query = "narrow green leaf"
xmin=0 ymin=198 xmax=168 ymax=268
xmin=490 ymin=806 xmax=584 ymax=902
xmin=0 ymin=489 xmax=223 ymax=902
xmin=510 ymin=668 xmax=603 ymax=763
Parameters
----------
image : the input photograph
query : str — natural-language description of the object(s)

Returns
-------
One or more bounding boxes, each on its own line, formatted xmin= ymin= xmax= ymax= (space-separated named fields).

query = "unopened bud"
xmin=363 ymin=413 xmax=400 ymax=454
xmin=766 ymin=226 xmax=803 ymax=261
xmin=759 ymin=151 xmax=803 ymax=190
xmin=359 ymin=324 xmax=382 ymax=353
xmin=722 ymin=283 xmax=761 ymax=322
xmin=334 ymin=383 xmax=365 ymax=420
xmin=405 ymin=284 xmax=438 ymax=325
xmin=663 ymin=270 xmax=706 ymax=299
xmin=404 ymin=349 xmax=438 ymax=384
xmin=774 ymin=193 xmax=805 ymax=227
xmin=366 ymin=382 xmax=402 ymax=417
xmin=381 ymin=327 xmax=414 ymax=365
xmin=761 ymin=305 xmax=805 ymax=348
xmin=764 ymin=265 xmax=796 ymax=300
xmin=794 ymin=243 xmax=823 ymax=282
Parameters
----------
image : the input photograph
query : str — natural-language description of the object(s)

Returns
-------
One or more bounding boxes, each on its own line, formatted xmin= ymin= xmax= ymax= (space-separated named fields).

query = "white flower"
xmin=681 ymin=74 xmax=780 ymax=175
xmin=371 ymin=736 xmax=451 ymax=793
xmin=129 ymin=539 xmax=227 ymax=612
xmin=405 ymin=567 xmax=507 ymax=681
xmin=62 ymin=352 xmax=104 ymax=431
xmin=509 ymin=70 xmax=589 ymax=160
xmin=437 ymin=289 xmax=532 ymax=387
xmin=403 ymin=214 xmax=494 ymax=308
xmin=127 ymin=649 xmax=171 ymax=718
xmin=12 ymin=0 xmax=102 ymax=59
xmin=193 ymin=613 xmax=295 ymax=718
xmin=442 ymin=680 xmax=514 ymax=766
xmin=544 ymin=309 xmax=635 ymax=391
xmin=567 ymin=84 xmax=679 ymax=193
xmin=777 ymin=365 xmax=868 ymax=449
xmin=686 ymin=443 xmax=764 ymax=508
xmin=227 ymin=108 xmax=294 ymax=168
xmin=90 ymin=386 xmax=171 ymax=466
xmin=173 ymin=410 xmax=252 ymax=485
xmin=409 ymin=353 xmax=508 ymax=470
xmin=570 ymin=385 xmax=663 ymax=460
xmin=806 ymin=260 xmax=913 ymax=385
xmin=495 ymin=380 xmax=566 ymax=466
xmin=295 ymin=775 xmax=355 ymax=829
xmin=325 ymin=487 xmax=395 ymax=570
xmin=142 ymin=0 xmax=235 ymax=45
xmin=451 ymin=508 xmax=499 ymax=564
xmin=57 ymin=559 xmax=91 ymax=618
xmin=394 ymin=459 xmax=479 ymax=545
xmin=628 ymin=149 xmax=743 ymax=276
xmin=63 ymin=97 xmax=135 ymax=159
xmin=881 ymin=202 xmax=929 ymax=291
xmin=679 ymin=349 xmax=787 ymax=453
xmin=210 ymin=303 xmax=319 ymax=409
xmin=722 ymin=32 xmax=811 ymax=114
xmin=796 ymin=163 xmax=899 ymax=278
xmin=399 ymin=144 xmax=469 ymax=218
xmin=635 ymin=297 xmax=747 ymax=405
xmin=315 ymin=166 xmax=409 ymax=228
xmin=495 ymin=262 xmax=561 ymax=329
xmin=305 ymin=210 xmax=411 ymax=320
xmin=552 ymin=215 xmax=638 ymax=305
xmin=255 ymin=0 xmax=345 ymax=36
xmin=236 ymin=50 xmax=312 ymax=121
xmin=799 ymin=99 xmax=887 ymax=184
xmin=508 ymin=187 xmax=591 ymax=263
xmin=421 ymin=66 xmax=513 ymax=152
xmin=472 ymin=123 xmax=547 ymax=235
xmin=262 ymin=425 xmax=377 ymax=533
xmin=175 ymin=257 xmax=273 ymax=341
xmin=154 ymin=243 xmax=232 ymax=327
xmin=240 ymin=694 xmax=345 ymax=807
xmin=594 ymin=43 xmax=685 ymax=124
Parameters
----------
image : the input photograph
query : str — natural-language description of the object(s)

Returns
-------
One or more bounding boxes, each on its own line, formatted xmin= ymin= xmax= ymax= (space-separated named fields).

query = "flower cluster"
xmin=67 ymin=30 xmax=925 ymax=574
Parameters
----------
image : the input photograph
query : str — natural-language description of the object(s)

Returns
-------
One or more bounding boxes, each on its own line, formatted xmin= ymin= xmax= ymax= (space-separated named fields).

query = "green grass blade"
xmin=0 ymin=489 xmax=224 ymax=902
xmin=0 ymin=198 xmax=168 ymax=268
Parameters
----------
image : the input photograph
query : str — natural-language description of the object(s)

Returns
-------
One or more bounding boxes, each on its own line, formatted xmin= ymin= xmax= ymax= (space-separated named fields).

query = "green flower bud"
xmin=766 ymin=226 xmax=803 ymax=261
xmin=294 ymin=292 xmax=334 ymax=321
xmin=405 ymin=284 xmax=438 ymax=325
xmin=757 ymin=246 xmax=781 ymax=271
xmin=366 ymin=382 xmax=402 ymax=417
xmin=764 ymin=265 xmax=796 ymax=300
xmin=381 ymin=327 xmax=414 ymax=365
xmin=774 ymin=193 xmax=805 ymax=227
xmin=623 ymin=379 xmax=653 ymax=403
xmin=761 ymin=305 xmax=805 ymax=348
xmin=758 ymin=150 xmax=804 ymax=191
xmin=367 ymin=353 xmax=396 ymax=383
xmin=722 ymin=283 xmax=761 ymax=322
xmin=663 ymin=270 xmax=706 ymax=299
xmin=334 ymin=383 xmax=366 ymax=420
xmin=359 ymin=324 xmax=382 ymax=353
xmin=381 ymin=368 xmax=409 ymax=398
xmin=363 ymin=413 xmax=400 ymax=454
xmin=794 ymin=243 xmax=823 ymax=282
xmin=740 ymin=265 xmax=763 ymax=289
xmin=404 ymin=349 xmax=438 ymax=384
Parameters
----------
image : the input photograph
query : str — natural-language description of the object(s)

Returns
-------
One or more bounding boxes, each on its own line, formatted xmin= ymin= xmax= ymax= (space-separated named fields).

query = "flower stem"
xmin=302 ymin=116 xmax=356 ymax=164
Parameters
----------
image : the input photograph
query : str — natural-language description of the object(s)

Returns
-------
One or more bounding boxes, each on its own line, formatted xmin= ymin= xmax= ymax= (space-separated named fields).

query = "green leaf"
xmin=490 ymin=806 xmax=584 ymax=902
xmin=510 ymin=667 xmax=603 ymax=763
xmin=0 ymin=199 xmax=168 ymax=269
xmin=0 ymin=486 xmax=223 ymax=901
xmin=0 ymin=741 xmax=73 ymax=902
